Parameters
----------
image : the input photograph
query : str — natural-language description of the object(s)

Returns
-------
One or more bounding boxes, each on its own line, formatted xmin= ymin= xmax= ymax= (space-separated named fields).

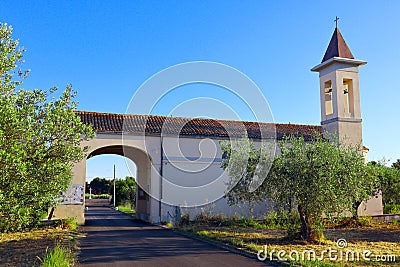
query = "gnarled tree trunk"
xmin=298 ymin=204 xmax=312 ymax=242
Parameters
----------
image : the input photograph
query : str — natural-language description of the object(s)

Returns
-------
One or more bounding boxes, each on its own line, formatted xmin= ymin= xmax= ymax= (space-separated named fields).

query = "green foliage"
xmin=392 ymin=159 xmax=400 ymax=170
xmin=371 ymin=161 xmax=400 ymax=205
xmin=179 ymin=212 xmax=299 ymax=230
xmin=40 ymin=244 xmax=74 ymax=267
xmin=222 ymin=134 xmax=378 ymax=242
xmin=197 ymin=229 xmax=212 ymax=237
xmin=263 ymin=210 xmax=301 ymax=231
xmin=87 ymin=176 xmax=136 ymax=206
xmin=0 ymin=23 xmax=29 ymax=93
xmin=0 ymin=23 xmax=94 ymax=232
xmin=54 ymin=218 xmax=78 ymax=231
xmin=235 ymin=217 xmax=264 ymax=228
xmin=220 ymin=139 xmax=273 ymax=207
xmin=357 ymin=216 xmax=373 ymax=227
xmin=84 ymin=193 xmax=110 ymax=199
xmin=383 ymin=204 xmax=400 ymax=214
xmin=86 ymin=177 xmax=112 ymax=195
xmin=112 ymin=176 xmax=136 ymax=207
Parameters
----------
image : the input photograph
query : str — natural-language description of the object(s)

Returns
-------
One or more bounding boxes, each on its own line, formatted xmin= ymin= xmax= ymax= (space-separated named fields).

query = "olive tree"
xmin=0 ymin=23 xmax=94 ymax=232
xmin=222 ymin=134 xmax=378 ymax=242
xmin=371 ymin=160 xmax=400 ymax=205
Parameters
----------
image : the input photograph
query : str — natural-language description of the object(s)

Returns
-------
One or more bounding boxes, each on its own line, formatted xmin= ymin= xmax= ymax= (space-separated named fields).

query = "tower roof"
xmin=321 ymin=27 xmax=354 ymax=63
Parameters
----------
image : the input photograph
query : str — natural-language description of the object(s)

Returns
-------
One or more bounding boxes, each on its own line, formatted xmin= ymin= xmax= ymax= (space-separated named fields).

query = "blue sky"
xmin=1 ymin=1 xmax=399 ymax=180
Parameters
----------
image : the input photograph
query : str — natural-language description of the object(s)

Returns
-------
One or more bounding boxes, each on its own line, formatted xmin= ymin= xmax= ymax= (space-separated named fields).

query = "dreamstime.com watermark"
xmin=257 ymin=238 xmax=397 ymax=263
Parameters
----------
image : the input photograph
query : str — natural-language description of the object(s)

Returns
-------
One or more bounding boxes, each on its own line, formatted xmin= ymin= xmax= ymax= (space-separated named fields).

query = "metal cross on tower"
xmin=334 ymin=16 xmax=339 ymax=28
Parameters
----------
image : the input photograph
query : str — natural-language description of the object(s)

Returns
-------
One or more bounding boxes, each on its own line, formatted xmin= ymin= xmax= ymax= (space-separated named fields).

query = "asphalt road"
xmin=78 ymin=205 xmax=270 ymax=267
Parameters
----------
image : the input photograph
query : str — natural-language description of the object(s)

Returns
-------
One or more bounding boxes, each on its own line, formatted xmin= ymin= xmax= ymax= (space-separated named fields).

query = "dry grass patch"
xmin=0 ymin=226 xmax=82 ymax=267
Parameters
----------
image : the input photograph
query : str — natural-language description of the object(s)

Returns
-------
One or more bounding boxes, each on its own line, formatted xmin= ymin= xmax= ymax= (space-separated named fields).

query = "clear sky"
xmin=1 ymin=1 xmax=399 ymax=181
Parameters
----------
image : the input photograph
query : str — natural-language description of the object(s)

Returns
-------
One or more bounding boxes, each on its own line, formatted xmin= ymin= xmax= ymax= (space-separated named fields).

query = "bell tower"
xmin=311 ymin=22 xmax=367 ymax=146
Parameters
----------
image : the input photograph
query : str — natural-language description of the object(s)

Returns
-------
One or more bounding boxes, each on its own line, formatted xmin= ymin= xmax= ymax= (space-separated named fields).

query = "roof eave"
xmin=311 ymin=57 xmax=367 ymax=72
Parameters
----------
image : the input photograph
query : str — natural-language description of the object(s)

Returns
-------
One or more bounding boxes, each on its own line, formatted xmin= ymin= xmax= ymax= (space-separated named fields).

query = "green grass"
xmin=117 ymin=204 xmax=135 ymax=216
xmin=54 ymin=218 xmax=78 ymax=231
xmin=85 ymin=193 xmax=110 ymax=199
xmin=186 ymin=211 xmax=300 ymax=230
xmin=40 ymin=244 xmax=74 ymax=267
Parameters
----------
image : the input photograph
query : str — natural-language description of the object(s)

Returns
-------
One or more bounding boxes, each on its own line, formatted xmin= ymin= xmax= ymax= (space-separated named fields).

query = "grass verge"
xmin=39 ymin=244 xmax=74 ymax=267
xmin=0 ymin=218 xmax=82 ymax=267
xmin=177 ymin=218 xmax=400 ymax=267
xmin=117 ymin=204 xmax=135 ymax=216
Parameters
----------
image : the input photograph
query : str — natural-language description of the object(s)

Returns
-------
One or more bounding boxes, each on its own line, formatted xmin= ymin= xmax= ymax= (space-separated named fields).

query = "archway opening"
xmin=85 ymin=145 xmax=152 ymax=222
xmin=86 ymin=154 xmax=136 ymax=208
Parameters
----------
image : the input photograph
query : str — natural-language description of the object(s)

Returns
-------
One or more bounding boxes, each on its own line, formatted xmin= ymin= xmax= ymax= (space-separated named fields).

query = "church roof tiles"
xmin=76 ymin=111 xmax=321 ymax=140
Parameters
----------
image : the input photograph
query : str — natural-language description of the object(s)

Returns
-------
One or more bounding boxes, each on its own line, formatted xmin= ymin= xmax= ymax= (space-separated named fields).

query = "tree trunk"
xmin=47 ymin=207 xmax=55 ymax=220
xmin=298 ymin=204 xmax=312 ymax=242
xmin=352 ymin=201 xmax=361 ymax=220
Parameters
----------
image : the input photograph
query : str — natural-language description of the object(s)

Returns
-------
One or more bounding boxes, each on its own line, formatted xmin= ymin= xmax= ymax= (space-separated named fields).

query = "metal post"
xmin=159 ymin=136 xmax=163 ymax=221
xmin=113 ymin=164 xmax=116 ymax=208
xmin=89 ymin=187 xmax=92 ymax=199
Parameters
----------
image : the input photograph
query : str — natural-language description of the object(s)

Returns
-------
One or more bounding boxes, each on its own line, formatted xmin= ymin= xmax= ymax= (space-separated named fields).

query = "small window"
xmin=324 ymin=81 xmax=333 ymax=115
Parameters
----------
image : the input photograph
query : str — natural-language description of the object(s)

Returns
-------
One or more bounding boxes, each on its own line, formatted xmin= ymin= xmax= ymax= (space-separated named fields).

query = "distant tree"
xmin=112 ymin=177 xmax=136 ymax=207
xmin=0 ymin=23 xmax=94 ymax=232
xmin=222 ymin=134 xmax=378 ymax=242
xmin=371 ymin=161 xmax=400 ymax=205
xmin=89 ymin=178 xmax=112 ymax=195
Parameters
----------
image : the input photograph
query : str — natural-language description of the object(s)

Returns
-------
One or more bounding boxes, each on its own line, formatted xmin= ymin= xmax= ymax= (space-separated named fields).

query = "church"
xmin=53 ymin=25 xmax=383 ymax=224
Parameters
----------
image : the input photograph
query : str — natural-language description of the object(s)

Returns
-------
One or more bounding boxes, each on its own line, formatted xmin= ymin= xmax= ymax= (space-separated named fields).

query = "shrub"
xmin=263 ymin=210 xmax=301 ymax=233
xmin=358 ymin=216 xmax=373 ymax=227
xmin=384 ymin=204 xmax=400 ymax=214
xmin=85 ymin=193 xmax=110 ymax=199
xmin=178 ymin=214 xmax=190 ymax=226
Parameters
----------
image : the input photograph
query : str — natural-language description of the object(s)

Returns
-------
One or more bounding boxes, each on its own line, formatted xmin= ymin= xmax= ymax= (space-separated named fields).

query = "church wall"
xmin=57 ymin=127 xmax=383 ymax=225
xmin=159 ymin=136 xmax=277 ymax=222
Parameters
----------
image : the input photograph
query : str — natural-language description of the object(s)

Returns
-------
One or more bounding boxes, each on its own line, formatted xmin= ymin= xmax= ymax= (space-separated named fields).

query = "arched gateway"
xmin=53 ymin=25 xmax=383 ymax=224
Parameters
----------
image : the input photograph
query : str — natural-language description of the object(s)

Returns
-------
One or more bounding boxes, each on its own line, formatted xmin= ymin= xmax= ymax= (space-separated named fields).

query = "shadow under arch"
xmin=87 ymin=145 xmax=153 ymax=222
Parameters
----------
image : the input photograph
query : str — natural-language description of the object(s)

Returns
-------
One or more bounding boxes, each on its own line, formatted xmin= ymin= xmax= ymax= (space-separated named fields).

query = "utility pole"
xmin=113 ymin=164 xmax=116 ymax=208
xmin=159 ymin=136 xmax=163 ymax=222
